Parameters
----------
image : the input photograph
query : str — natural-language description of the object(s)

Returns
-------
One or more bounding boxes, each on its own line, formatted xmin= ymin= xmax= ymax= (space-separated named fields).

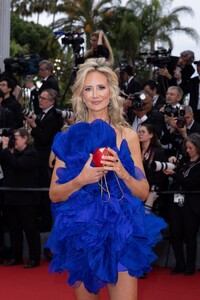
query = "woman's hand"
xmin=78 ymin=154 xmax=106 ymax=185
xmin=100 ymin=148 xmax=129 ymax=180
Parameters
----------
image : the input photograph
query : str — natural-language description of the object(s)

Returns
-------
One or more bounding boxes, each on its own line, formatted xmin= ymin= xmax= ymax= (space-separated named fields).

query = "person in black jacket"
xmin=0 ymin=128 xmax=41 ymax=268
xmin=143 ymin=79 xmax=166 ymax=111
xmin=138 ymin=124 xmax=168 ymax=216
xmin=38 ymin=60 xmax=60 ymax=95
xmin=157 ymin=50 xmax=195 ymax=96
xmin=174 ymin=105 xmax=200 ymax=141
xmin=164 ymin=133 xmax=200 ymax=276
xmin=25 ymin=89 xmax=64 ymax=232
xmin=0 ymin=77 xmax=23 ymax=129
xmin=130 ymin=91 xmax=165 ymax=138
xmin=187 ymin=60 xmax=200 ymax=122
xmin=0 ymin=90 xmax=15 ymax=129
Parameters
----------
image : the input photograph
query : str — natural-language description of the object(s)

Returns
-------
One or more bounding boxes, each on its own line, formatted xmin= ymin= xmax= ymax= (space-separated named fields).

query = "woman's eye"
xmin=98 ymin=85 xmax=105 ymax=90
xmin=84 ymin=87 xmax=92 ymax=92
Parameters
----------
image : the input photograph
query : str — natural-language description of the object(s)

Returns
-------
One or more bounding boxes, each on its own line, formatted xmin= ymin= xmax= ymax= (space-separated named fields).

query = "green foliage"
xmin=10 ymin=0 xmax=200 ymax=88
xmin=11 ymin=14 xmax=61 ymax=59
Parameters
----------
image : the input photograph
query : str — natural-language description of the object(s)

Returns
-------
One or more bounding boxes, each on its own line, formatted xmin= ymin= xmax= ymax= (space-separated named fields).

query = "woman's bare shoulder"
xmin=123 ymin=127 xmax=138 ymax=140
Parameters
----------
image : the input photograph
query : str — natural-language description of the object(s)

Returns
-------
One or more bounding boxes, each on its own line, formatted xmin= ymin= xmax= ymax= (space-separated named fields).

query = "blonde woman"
xmin=46 ymin=58 xmax=165 ymax=300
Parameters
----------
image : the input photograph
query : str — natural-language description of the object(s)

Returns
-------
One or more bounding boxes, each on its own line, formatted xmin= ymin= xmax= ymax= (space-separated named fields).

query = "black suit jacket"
xmin=0 ymin=106 xmax=15 ymax=129
xmin=0 ymin=145 xmax=40 ymax=206
xmin=131 ymin=109 xmax=165 ymax=138
xmin=159 ymin=56 xmax=195 ymax=96
xmin=153 ymin=94 xmax=166 ymax=111
xmin=188 ymin=76 xmax=199 ymax=115
xmin=1 ymin=96 xmax=23 ymax=129
xmin=173 ymin=158 xmax=200 ymax=214
xmin=125 ymin=77 xmax=142 ymax=96
xmin=187 ymin=121 xmax=200 ymax=135
xmin=31 ymin=107 xmax=63 ymax=163
xmin=31 ymin=107 xmax=63 ymax=186
xmin=38 ymin=75 xmax=60 ymax=94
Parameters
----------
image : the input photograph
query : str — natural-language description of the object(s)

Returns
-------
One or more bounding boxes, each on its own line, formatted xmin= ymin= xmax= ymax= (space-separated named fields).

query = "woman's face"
xmin=82 ymin=71 xmax=110 ymax=116
xmin=90 ymin=35 xmax=98 ymax=49
xmin=185 ymin=141 xmax=199 ymax=160
xmin=138 ymin=126 xmax=153 ymax=143
xmin=14 ymin=132 xmax=27 ymax=151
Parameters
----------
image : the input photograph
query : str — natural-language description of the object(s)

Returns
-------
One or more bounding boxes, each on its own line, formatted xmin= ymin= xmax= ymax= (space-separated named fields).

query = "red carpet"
xmin=0 ymin=261 xmax=200 ymax=300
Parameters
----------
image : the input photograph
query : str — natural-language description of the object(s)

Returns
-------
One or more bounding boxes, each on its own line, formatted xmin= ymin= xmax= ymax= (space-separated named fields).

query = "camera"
xmin=22 ymin=108 xmax=34 ymax=119
xmin=62 ymin=36 xmax=84 ymax=46
xmin=55 ymin=109 xmax=74 ymax=119
xmin=163 ymin=104 xmax=186 ymax=128
xmin=176 ymin=106 xmax=186 ymax=128
xmin=54 ymin=30 xmax=85 ymax=65
xmin=163 ymin=104 xmax=179 ymax=117
xmin=140 ymin=48 xmax=172 ymax=68
xmin=176 ymin=116 xmax=186 ymax=128
xmin=129 ymin=91 xmax=146 ymax=111
xmin=4 ymin=54 xmax=41 ymax=76
xmin=179 ymin=106 xmax=185 ymax=117
xmin=0 ymin=128 xmax=15 ymax=148
xmin=119 ymin=58 xmax=128 ymax=72
xmin=151 ymin=161 xmax=176 ymax=172
xmin=150 ymin=185 xmax=159 ymax=192
xmin=55 ymin=30 xmax=84 ymax=47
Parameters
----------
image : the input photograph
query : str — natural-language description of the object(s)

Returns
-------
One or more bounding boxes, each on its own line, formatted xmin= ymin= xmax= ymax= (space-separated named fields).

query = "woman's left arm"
xmin=102 ymin=128 xmax=149 ymax=201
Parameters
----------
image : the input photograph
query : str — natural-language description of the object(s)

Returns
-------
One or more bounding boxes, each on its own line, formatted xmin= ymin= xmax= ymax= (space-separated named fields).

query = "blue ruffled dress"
xmin=46 ymin=119 xmax=166 ymax=294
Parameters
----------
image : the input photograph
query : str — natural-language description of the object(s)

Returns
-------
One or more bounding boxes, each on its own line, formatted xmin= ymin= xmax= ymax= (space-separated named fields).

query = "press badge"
xmin=174 ymin=193 xmax=185 ymax=207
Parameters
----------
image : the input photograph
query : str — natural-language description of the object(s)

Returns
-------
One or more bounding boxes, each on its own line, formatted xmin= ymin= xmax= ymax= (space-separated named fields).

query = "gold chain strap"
xmin=98 ymin=172 xmax=124 ymax=202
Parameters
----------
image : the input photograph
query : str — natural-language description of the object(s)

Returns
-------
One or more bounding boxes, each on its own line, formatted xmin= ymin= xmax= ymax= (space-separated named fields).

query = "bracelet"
xmin=144 ymin=204 xmax=152 ymax=209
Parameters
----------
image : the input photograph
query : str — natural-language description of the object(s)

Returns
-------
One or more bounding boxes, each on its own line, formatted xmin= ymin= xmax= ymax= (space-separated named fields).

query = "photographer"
xmin=84 ymin=30 xmax=114 ymax=64
xmin=25 ymin=89 xmax=63 ymax=233
xmin=38 ymin=60 xmax=59 ymax=95
xmin=0 ymin=77 xmax=23 ymax=129
xmin=175 ymin=106 xmax=200 ymax=140
xmin=138 ymin=124 xmax=168 ymax=216
xmin=164 ymin=133 xmax=200 ymax=276
xmin=160 ymin=86 xmax=185 ymax=159
xmin=130 ymin=91 xmax=165 ymax=138
xmin=0 ymin=128 xmax=41 ymax=268
xmin=157 ymin=50 xmax=195 ymax=96
xmin=187 ymin=60 xmax=200 ymax=122
xmin=0 ymin=90 xmax=15 ymax=129
xmin=143 ymin=79 xmax=166 ymax=111
xmin=121 ymin=64 xmax=142 ymax=116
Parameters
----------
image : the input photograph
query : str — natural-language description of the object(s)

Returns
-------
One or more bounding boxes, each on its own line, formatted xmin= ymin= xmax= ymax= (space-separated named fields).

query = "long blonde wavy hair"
xmin=71 ymin=58 xmax=130 ymax=131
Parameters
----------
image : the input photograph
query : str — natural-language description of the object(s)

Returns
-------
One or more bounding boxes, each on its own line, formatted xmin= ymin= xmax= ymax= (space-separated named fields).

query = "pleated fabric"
xmin=46 ymin=120 xmax=166 ymax=294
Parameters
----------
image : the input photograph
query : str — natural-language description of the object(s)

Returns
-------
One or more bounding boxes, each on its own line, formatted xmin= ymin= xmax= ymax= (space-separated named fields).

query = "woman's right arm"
xmin=49 ymin=154 xmax=105 ymax=203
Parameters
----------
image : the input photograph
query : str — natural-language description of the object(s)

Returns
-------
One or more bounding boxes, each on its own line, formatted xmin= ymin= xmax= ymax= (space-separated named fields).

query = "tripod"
xmin=60 ymin=44 xmax=85 ymax=108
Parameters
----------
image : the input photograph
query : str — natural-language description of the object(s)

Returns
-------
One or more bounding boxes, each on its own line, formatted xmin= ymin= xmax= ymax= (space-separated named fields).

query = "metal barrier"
xmin=1 ymin=187 xmax=200 ymax=194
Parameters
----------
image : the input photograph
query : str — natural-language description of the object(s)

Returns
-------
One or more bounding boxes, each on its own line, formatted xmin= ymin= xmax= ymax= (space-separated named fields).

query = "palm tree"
xmin=124 ymin=0 xmax=199 ymax=78
xmin=52 ymin=0 xmax=116 ymax=48
xmin=29 ymin=0 xmax=50 ymax=24
xmin=126 ymin=0 xmax=199 ymax=53
xmin=11 ymin=0 xmax=32 ymax=19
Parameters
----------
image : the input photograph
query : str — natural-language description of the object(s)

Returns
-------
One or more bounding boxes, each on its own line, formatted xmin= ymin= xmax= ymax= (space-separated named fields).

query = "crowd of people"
xmin=0 ymin=29 xmax=200 ymax=299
